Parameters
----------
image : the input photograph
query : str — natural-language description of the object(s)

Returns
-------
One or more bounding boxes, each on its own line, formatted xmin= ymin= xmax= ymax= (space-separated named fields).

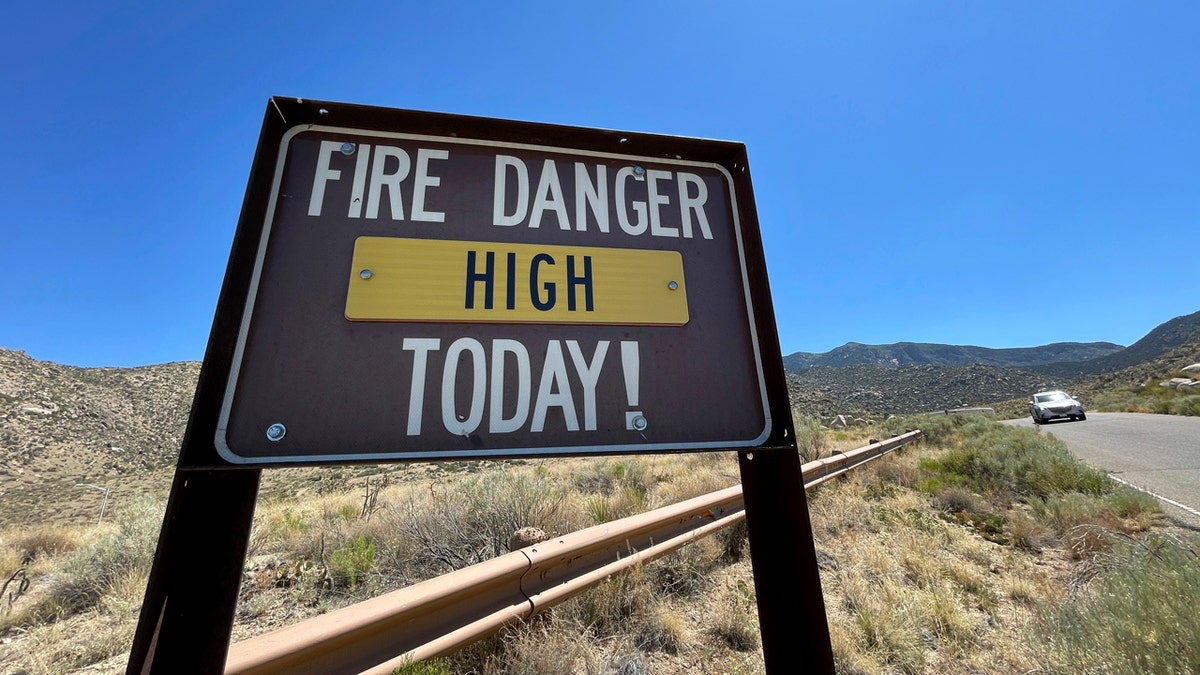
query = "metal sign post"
xmin=126 ymin=98 xmax=833 ymax=674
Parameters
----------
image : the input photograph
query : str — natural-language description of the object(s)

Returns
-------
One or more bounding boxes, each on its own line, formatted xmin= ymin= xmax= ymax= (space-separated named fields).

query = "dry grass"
xmin=2 ymin=415 xmax=1190 ymax=675
xmin=810 ymin=448 xmax=1068 ymax=675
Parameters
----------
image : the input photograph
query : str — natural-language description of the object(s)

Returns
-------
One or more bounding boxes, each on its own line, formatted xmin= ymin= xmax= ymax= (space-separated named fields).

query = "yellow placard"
xmin=345 ymin=237 xmax=689 ymax=325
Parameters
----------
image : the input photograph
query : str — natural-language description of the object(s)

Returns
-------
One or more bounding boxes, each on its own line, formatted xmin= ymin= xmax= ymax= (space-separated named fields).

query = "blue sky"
xmin=2 ymin=2 xmax=1197 ymax=368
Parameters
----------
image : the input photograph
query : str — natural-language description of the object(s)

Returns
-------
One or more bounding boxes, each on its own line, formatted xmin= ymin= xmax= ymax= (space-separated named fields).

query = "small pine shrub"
xmin=328 ymin=536 xmax=376 ymax=589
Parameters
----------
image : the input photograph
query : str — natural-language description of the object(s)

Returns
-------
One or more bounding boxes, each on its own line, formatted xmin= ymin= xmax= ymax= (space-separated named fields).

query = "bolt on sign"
xmin=211 ymin=101 xmax=778 ymax=464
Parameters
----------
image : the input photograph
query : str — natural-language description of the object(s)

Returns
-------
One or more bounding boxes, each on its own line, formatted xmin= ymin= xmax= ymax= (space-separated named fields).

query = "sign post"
xmin=127 ymin=98 xmax=832 ymax=673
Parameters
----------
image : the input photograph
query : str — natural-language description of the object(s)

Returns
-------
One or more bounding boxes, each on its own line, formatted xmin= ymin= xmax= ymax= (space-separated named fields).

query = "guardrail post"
xmin=739 ymin=446 xmax=835 ymax=673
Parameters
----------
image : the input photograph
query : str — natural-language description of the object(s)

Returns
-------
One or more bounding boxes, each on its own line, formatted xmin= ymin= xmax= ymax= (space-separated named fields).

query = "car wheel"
xmin=1031 ymin=415 xmax=1041 ymax=424
xmin=1078 ymin=413 xmax=1086 ymax=421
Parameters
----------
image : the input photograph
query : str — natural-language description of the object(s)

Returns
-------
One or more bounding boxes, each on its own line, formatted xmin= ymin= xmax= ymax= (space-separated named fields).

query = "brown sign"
xmin=215 ymin=121 xmax=772 ymax=463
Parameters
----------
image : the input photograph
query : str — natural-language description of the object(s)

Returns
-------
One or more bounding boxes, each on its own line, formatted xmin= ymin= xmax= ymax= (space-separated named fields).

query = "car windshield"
xmin=1035 ymin=392 xmax=1069 ymax=403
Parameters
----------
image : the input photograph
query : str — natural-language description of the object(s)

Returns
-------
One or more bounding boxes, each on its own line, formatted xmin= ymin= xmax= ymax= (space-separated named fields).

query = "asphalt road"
xmin=1003 ymin=412 xmax=1200 ymax=529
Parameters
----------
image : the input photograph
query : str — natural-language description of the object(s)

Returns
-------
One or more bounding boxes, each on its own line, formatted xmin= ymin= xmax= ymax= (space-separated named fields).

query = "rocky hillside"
xmin=1032 ymin=309 xmax=1200 ymax=378
xmin=784 ymin=340 xmax=1123 ymax=372
xmin=787 ymin=363 xmax=1068 ymax=419
xmin=1069 ymin=338 xmax=1200 ymax=399
xmin=0 ymin=349 xmax=199 ymax=524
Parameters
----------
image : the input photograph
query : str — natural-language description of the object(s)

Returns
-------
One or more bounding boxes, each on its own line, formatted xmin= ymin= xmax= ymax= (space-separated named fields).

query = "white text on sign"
xmin=401 ymin=337 xmax=643 ymax=437
xmin=306 ymin=141 xmax=715 ymax=240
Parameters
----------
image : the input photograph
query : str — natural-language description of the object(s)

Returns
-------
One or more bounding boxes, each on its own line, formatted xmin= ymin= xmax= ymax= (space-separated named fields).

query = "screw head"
xmin=632 ymin=166 xmax=646 ymax=177
xmin=359 ymin=269 xmax=373 ymax=280
xmin=266 ymin=423 xmax=287 ymax=442
xmin=668 ymin=280 xmax=679 ymax=290
xmin=340 ymin=142 xmax=356 ymax=156
xmin=632 ymin=415 xmax=648 ymax=432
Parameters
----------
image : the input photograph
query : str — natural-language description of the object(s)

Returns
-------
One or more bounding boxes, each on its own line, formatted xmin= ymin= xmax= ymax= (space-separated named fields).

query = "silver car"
xmin=1029 ymin=390 xmax=1086 ymax=423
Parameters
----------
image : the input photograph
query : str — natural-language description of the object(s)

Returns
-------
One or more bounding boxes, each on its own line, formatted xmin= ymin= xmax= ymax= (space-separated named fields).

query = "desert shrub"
xmin=605 ymin=485 xmax=649 ymax=522
xmin=709 ymin=579 xmax=759 ymax=652
xmin=843 ymin=579 xmax=925 ymax=673
xmin=714 ymin=517 xmax=749 ymax=563
xmin=328 ymin=536 xmax=375 ymax=589
xmin=1096 ymin=381 xmax=1200 ymax=417
xmin=464 ymin=470 xmax=569 ymax=542
xmin=924 ymin=585 xmax=980 ymax=643
xmin=9 ymin=526 xmax=84 ymax=565
xmin=1102 ymin=486 xmax=1160 ymax=524
xmin=1167 ymin=394 xmax=1200 ymax=416
xmin=881 ymin=413 xmax=970 ymax=446
xmin=575 ymin=460 xmax=656 ymax=524
xmin=390 ymin=470 xmax=567 ymax=577
xmin=441 ymin=623 xmax=599 ymax=675
xmin=886 ymin=419 xmax=1162 ymax=562
xmin=918 ymin=423 xmax=1113 ymax=502
xmin=793 ymin=414 xmax=828 ymax=463
xmin=1033 ymin=533 xmax=1200 ymax=673
xmin=561 ymin=565 xmax=653 ymax=637
xmin=34 ymin=498 xmax=160 ymax=621
xmin=1018 ymin=451 xmax=1108 ymax=498
xmin=867 ymin=456 xmax=919 ymax=490
xmin=1030 ymin=486 xmax=1159 ymax=541
xmin=1005 ymin=510 xmax=1052 ymax=552
xmin=634 ymin=606 xmax=688 ymax=654
xmin=933 ymin=487 xmax=976 ymax=514
xmin=650 ymin=536 xmax=721 ymax=598
xmin=573 ymin=460 xmax=652 ymax=497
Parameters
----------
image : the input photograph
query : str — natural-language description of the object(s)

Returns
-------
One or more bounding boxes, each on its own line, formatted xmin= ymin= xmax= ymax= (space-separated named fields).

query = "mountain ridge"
xmin=1031 ymin=309 xmax=1200 ymax=378
xmin=784 ymin=340 xmax=1124 ymax=372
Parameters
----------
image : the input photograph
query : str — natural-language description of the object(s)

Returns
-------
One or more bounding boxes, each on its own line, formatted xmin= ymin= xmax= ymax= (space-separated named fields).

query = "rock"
xmin=1181 ymin=363 xmax=1200 ymax=374
xmin=828 ymin=415 xmax=848 ymax=428
xmin=19 ymin=404 xmax=56 ymax=416
xmin=604 ymin=654 xmax=649 ymax=675
xmin=508 ymin=526 xmax=547 ymax=551
xmin=1165 ymin=378 xmax=1193 ymax=390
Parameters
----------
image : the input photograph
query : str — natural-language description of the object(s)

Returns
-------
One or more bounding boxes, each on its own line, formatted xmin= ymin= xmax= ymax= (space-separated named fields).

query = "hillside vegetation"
xmin=2 ymin=415 xmax=1196 ymax=674
xmin=0 ymin=350 xmax=198 ymax=525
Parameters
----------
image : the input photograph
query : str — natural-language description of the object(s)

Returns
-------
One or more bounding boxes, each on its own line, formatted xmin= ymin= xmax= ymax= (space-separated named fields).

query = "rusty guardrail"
xmin=225 ymin=430 xmax=922 ymax=674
